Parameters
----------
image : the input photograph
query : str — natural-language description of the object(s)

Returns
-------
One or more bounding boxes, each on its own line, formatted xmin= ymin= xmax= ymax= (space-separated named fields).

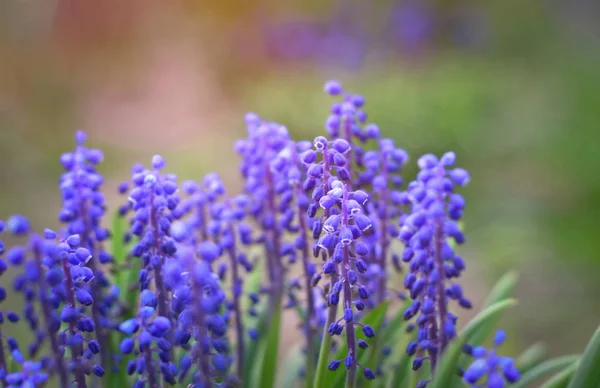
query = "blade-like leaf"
xmin=314 ymin=304 xmax=339 ymax=388
xmin=359 ymin=300 xmax=410 ymax=387
xmin=567 ymin=326 xmax=600 ymax=388
xmin=385 ymin=331 xmax=416 ymax=388
xmin=542 ymin=361 xmax=580 ymax=388
xmin=465 ymin=272 xmax=518 ymax=348
xmin=516 ymin=343 xmax=548 ymax=375
xmin=428 ymin=299 xmax=517 ymax=388
xmin=277 ymin=344 xmax=304 ymax=388
xmin=104 ymin=331 xmax=130 ymax=388
xmin=482 ymin=271 xmax=518 ymax=308
xmin=381 ymin=300 xmax=411 ymax=345
xmin=241 ymin=258 xmax=267 ymax=385
xmin=106 ymin=211 xmax=134 ymax=388
xmin=514 ymin=355 xmax=580 ymax=388
xmin=253 ymin=302 xmax=282 ymax=388
xmin=110 ymin=211 xmax=130 ymax=293
xmin=243 ymin=308 xmax=269 ymax=385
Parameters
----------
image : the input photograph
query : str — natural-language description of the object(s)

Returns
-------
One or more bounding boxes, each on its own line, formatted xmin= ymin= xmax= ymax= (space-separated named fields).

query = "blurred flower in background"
xmin=1 ymin=0 xmax=599 ymax=363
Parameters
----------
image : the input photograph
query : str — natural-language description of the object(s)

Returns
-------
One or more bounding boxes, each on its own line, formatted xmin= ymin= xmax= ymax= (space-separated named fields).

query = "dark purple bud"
xmin=344 ymin=308 xmax=353 ymax=323
xmin=328 ymin=360 xmax=341 ymax=371
xmin=355 ymin=259 xmax=368 ymax=273
xmin=362 ymin=325 xmax=375 ymax=338
xmin=344 ymin=355 xmax=353 ymax=369
xmin=120 ymin=338 xmax=135 ymax=354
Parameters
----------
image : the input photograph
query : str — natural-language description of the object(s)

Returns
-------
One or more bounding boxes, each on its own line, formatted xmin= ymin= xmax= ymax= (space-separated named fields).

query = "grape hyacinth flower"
xmin=323 ymin=80 xmax=368 ymax=177
xmin=118 ymin=292 xmax=174 ymax=387
xmin=234 ymin=114 xmax=290 ymax=305
xmin=203 ymin=175 xmax=251 ymax=380
xmin=10 ymin=230 xmax=71 ymax=388
xmin=360 ymin=134 xmax=409 ymax=304
xmin=124 ymin=155 xmax=180 ymax=326
xmin=324 ymin=81 xmax=410 ymax=304
xmin=4 ymin=215 xmax=103 ymax=388
xmin=46 ymin=233 xmax=99 ymax=388
xmin=174 ymin=173 xmax=256 ymax=382
xmin=401 ymin=152 xmax=472 ymax=373
xmin=175 ymin=248 xmax=231 ymax=387
xmin=58 ymin=130 xmax=111 ymax=370
xmin=307 ymin=133 xmax=377 ymax=385
xmin=462 ymin=331 xmax=520 ymax=387
xmin=0 ymin=219 xmax=9 ymax=387
xmin=317 ymin=180 xmax=377 ymax=384
xmin=3 ymin=360 xmax=49 ymax=388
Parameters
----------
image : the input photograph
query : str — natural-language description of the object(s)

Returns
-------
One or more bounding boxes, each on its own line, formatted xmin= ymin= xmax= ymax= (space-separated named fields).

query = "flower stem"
xmin=433 ymin=213 xmax=448 ymax=362
xmin=143 ymin=342 xmax=159 ymax=388
xmin=191 ymin=278 xmax=212 ymax=387
xmin=62 ymin=256 xmax=87 ymax=388
xmin=75 ymin=158 xmax=109 ymax=370
xmin=341 ymin=185 xmax=357 ymax=388
xmin=264 ymin=165 xmax=284 ymax=309
xmin=226 ymin=223 xmax=245 ymax=379
xmin=291 ymin=142 xmax=317 ymax=387
xmin=377 ymin=143 xmax=390 ymax=305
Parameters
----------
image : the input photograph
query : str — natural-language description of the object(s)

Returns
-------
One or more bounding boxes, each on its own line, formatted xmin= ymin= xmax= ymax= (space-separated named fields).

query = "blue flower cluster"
xmin=400 ymin=152 xmax=472 ymax=375
xmin=1 ymin=216 xmax=103 ymax=387
xmin=0 ymin=81 xmax=522 ymax=388
xmin=58 ymin=130 xmax=112 ymax=372
xmin=463 ymin=331 xmax=520 ymax=388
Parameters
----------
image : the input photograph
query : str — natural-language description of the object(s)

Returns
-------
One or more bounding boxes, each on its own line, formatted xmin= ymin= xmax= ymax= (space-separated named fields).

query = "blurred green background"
xmin=1 ymin=0 xmax=599 ymax=360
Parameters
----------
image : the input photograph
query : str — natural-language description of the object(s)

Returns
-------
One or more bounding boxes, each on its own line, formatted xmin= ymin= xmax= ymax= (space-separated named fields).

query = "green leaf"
xmin=516 ymin=343 xmax=548 ymax=375
xmin=314 ymin=304 xmax=339 ymax=388
xmin=241 ymin=258 xmax=267 ymax=385
xmin=428 ymin=299 xmax=517 ymax=388
xmin=567 ymin=326 xmax=600 ymax=388
xmin=240 ymin=253 xmax=264 ymax=312
xmin=468 ymin=271 xmax=518 ymax=347
xmin=358 ymin=300 xmax=410 ymax=387
xmin=104 ymin=332 xmax=130 ymax=388
xmin=482 ymin=271 xmax=519 ymax=308
xmin=385 ymin=331 xmax=416 ymax=388
xmin=243 ymin=308 xmax=268 ymax=385
xmin=277 ymin=344 xmax=304 ymax=388
xmin=514 ymin=355 xmax=580 ymax=388
xmin=294 ymin=301 xmax=308 ymax=323
xmin=542 ymin=361 xmax=580 ymax=388
xmin=252 ymin=302 xmax=282 ymax=388
xmin=109 ymin=210 xmax=139 ymax=322
xmin=111 ymin=211 xmax=126 ymax=281
xmin=106 ymin=211 xmax=140 ymax=388
xmin=381 ymin=300 xmax=411 ymax=345
xmin=7 ymin=356 xmax=18 ymax=373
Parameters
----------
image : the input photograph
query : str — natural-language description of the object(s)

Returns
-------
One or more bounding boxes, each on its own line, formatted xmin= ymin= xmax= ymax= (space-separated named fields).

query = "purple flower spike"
xmin=400 ymin=151 xmax=471 ymax=370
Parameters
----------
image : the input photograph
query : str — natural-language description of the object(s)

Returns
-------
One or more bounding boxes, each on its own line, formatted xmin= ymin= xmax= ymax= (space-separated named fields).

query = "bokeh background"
xmin=1 ymin=0 xmax=599 ymax=364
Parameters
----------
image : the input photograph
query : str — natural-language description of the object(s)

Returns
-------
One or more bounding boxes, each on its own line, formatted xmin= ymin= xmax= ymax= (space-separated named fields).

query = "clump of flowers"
xmin=462 ymin=331 xmax=520 ymax=388
xmin=1 ymin=79 xmax=597 ymax=388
